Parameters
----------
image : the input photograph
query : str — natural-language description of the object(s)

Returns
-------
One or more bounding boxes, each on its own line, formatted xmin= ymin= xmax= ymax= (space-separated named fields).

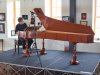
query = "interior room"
xmin=0 ymin=0 xmax=100 ymax=75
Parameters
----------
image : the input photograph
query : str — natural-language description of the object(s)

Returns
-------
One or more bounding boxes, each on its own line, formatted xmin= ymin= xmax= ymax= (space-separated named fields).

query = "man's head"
xmin=18 ymin=17 xmax=24 ymax=24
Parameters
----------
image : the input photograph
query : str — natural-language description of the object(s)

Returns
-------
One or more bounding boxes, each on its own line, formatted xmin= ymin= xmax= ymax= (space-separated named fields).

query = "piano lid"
xmin=34 ymin=8 xmax=94 ymax=35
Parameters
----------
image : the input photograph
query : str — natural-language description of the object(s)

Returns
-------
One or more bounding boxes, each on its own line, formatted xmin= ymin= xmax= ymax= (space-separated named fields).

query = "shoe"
xmin=22 ymin=50 xmax=26 ymax=54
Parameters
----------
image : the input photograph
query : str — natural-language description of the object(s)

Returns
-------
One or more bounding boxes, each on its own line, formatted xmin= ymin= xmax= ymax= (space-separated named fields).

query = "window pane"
xmin=45 ymin=0 xmax=51 ymax=16
xmin=57 ymin=8 xmax=61 ymax=16
xmin=52 ymin=0 xmax=57 ymax=7
xmin=97 ymin=0 xmax=100 ymax=6
xmin=57 ymin=0 xmax=61 ymax=7
xmin=52 ymin=0 xmax=61 ymax=19
xmin=95 ymin=28 xmax=100 ymax=32
xmin=16 ymin=0 xmax=20 ymax=8
xmin=96 ymin=18 xmax=100 ymax=27
xmin=16 ymin=9 xmax=20 ymax=17
xmin=95 ymin=18 xmax=100 ymax=38
xmin=95 ymin=31 xmax=100 ymax=37
xmin=45 ymin=0 xmax=61 ymax=19
xmin=52 ymin=8 xmax=57 ymax=17
xmin=96 ymin=7 xmax=100 ymax=16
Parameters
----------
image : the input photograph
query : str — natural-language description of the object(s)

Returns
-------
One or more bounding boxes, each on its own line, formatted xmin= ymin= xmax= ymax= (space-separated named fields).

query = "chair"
xmin=14 ymin=39 xmax=23 ymax=54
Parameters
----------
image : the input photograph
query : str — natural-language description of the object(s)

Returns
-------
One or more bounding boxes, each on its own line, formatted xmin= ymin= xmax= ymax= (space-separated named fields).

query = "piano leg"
xmin=25 ymin=32 xmax=30 ymax=57
xmin=70 ymin=43 xmax=79 ymax=65
xmin=40 ymin=38 xmax=47 ymax=55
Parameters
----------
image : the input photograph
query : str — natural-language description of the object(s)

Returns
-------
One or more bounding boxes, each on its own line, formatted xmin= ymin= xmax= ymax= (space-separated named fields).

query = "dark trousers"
xmin=19 ymin=38 xmax=33 ymax=49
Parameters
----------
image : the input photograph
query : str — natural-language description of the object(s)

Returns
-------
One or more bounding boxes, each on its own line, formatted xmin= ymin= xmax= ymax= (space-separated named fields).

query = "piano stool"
xmin=14 ymin=39 xmax=23 ymax=54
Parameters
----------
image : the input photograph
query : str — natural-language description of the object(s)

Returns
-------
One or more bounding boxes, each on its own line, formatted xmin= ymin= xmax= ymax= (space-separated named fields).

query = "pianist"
xmin=15 ymin=17 xmax=33 ymax=54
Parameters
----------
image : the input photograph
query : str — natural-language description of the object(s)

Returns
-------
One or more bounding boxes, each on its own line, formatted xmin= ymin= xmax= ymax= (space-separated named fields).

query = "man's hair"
xmin=18 ymin=17 xmax=23 ymax=22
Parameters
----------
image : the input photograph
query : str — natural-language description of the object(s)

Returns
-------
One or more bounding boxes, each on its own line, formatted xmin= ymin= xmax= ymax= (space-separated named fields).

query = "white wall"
xmin=77 ymin=43 xmax=100 ymax=53
xmin=20 ymin=0 xmax=45 ymax=26
xmin=76 ymin=0 xmax=93 ymax=26
xmin=0 ymin=0 xmax=14 ymax=51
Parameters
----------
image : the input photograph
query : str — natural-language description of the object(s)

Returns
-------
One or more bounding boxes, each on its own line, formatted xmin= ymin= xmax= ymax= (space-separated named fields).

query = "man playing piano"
xmin=15 ymin=17 xmax=33 ymax=54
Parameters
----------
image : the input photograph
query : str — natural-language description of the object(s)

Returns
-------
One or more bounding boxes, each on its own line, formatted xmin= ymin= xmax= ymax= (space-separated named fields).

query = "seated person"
xmin=15 ymin=17 xmax=33 ymax=53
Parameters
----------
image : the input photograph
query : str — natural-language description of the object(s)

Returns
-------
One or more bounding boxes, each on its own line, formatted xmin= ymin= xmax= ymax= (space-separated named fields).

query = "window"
xmin=7 ymin=0 xmax=20 ymax=38
xmin=52 ymin=0 xmax=62 ymax=20
xmin=45 ymin=0 xmax=62 ymax=20
xmin=93 ymin=0 xmax=100 ymax=42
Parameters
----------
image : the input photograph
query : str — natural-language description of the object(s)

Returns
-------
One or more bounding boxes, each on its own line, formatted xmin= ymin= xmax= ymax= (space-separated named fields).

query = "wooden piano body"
xmin=34 ymin=8 xmax=94 ymax=43
xmin=33 ymin=8 xmax=94 ymax=64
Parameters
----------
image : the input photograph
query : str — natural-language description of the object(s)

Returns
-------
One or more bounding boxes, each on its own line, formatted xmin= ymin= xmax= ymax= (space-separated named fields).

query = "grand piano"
xmin=33 ymin=8 xmax=94 ymax=65
xmin=19 ymin=8 xmax=94 ymax=65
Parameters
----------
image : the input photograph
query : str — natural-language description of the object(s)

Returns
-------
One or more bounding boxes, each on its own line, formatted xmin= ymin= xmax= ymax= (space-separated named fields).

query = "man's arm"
xmin=15 ymin=25 xmax=19 ymax=34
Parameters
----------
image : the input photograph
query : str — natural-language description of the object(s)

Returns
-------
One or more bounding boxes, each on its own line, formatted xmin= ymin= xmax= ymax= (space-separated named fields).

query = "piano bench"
xmin=14 ymin=39 xmax=23 ymax=54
